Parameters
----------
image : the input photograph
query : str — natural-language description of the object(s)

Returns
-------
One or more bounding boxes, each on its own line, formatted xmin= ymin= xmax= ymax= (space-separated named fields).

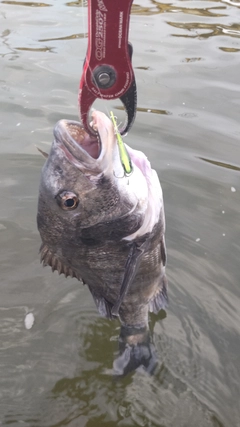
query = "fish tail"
xmin=113 ymin=326 xmax=158 ymax=376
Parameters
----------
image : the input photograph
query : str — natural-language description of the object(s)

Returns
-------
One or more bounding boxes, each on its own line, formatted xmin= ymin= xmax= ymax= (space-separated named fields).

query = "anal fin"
xmin=88 ymin=287 xmax=115 ymax=320
xmin=148 ymin=273 xmax=168 ymax=314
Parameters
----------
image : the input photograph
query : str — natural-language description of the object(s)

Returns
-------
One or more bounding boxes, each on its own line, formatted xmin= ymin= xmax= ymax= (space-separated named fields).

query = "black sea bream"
xmin=37 ymin=111 xmax=167 ymax=334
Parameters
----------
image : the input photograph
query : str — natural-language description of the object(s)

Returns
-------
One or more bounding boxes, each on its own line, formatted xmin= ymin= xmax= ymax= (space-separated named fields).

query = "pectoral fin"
xmin=111 ymin=241 xmax=148 ymax=317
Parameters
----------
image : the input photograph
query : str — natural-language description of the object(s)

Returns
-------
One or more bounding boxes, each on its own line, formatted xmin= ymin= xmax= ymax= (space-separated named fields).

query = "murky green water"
xmin=1 ymin=0 xmax=240 ymax=425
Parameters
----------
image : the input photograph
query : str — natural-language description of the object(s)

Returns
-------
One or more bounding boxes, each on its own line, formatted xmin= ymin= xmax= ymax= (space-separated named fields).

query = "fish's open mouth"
xmin=61 ymin=121 xmax=101 ymax=159
xmin=54 ymin=111 xmax=116 ymax=173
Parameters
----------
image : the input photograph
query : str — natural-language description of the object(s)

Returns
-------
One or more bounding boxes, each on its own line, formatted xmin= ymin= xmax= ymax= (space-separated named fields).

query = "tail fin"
xmin=113 ymin=326 xmax=158 ymax=377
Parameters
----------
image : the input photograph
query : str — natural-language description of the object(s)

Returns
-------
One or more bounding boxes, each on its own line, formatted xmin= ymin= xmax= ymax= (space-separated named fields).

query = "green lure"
xmin=110 ymin=111 xmax=133 ymax=176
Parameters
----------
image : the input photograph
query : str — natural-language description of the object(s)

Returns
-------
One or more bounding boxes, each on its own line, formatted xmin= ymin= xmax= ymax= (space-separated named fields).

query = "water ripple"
xmin=15 ymin=46 xmax=54 ymax=52
xmin=1 ymin=0 xmax=52 ymax=6
xmin=168 ymin=21 xmax=240 ymax=38
xmin=132 ymin=1 xmax=227 ymax=17
xmin=0 ymin=101 xmax=44 ymax=117
xmin=39 ymin=33 xmax=86 ymax=42
xmin=1 ymin=0 xmax=240 ymax=425
xmin=115 ymin=105 xmax=172 ymax=115
xmin=221 ymin=0 xmax=240 ymax=7
xmin=65 ymin=0 xmax=86 ymax=6
xmin=219 ymin=46 xmax=240 ymax=51
xmin=199 ymin=157 xmax=240 ymax=171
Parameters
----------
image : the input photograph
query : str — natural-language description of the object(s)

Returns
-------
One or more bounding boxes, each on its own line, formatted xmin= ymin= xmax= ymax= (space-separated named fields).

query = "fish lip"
xmin=54 ymin=119 xmax=102 ymax=166
xmin=53 ymin=111 xmax=114 ymax=171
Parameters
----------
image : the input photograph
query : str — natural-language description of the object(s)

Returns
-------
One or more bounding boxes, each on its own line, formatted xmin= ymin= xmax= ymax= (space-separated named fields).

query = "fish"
xmin=37 ymin=110 xmax=168 ymax=374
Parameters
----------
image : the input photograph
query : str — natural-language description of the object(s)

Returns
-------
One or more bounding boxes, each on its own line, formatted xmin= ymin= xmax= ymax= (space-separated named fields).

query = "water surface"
xmin=0 ymin=0 xmax=240 ymax=426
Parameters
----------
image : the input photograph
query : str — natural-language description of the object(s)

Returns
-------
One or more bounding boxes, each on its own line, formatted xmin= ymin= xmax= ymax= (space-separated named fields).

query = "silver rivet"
xmin=98 ymin=72 xmax=111 ymax=86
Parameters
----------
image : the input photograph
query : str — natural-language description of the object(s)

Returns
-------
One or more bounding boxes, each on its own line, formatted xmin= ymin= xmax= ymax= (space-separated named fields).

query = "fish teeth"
xmin=90 ymin=119 xmax=98 ymax=132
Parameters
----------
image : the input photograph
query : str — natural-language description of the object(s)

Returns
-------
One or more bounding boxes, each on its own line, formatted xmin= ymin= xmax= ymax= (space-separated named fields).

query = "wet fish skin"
xmin=37 ymin=111 xmax=167 ymax=329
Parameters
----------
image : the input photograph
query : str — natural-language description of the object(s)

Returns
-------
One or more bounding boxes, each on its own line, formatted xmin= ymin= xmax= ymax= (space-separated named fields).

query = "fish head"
xmin=37 ymin=111 xmax=150 ymax=252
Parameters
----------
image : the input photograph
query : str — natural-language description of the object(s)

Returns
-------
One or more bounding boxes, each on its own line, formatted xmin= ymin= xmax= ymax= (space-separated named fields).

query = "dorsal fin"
xmin=36 ymin=146 xmax=49 ymax=159
xmin=39 ymin=244 xmax=82 ymax=281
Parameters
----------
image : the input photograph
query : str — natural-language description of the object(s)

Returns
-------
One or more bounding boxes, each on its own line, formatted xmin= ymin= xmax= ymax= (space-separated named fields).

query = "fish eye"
xmin=56 ymin=191 xmax=79 ymax=210
xmin=64 ymin=198 xmax=75 ymax=208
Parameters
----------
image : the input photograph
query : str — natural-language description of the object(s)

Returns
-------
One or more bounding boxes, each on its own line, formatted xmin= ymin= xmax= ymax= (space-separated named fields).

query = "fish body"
xmin=37 ymin=111 xmax=167 ymax=330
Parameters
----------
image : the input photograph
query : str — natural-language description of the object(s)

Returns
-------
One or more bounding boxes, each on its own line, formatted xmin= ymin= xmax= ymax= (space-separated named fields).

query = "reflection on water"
xmin=169 ymin=21 xmax=240 ymax=38
xmin=183 ymin=57 xmax=202 ymax=62
xmin=65 ymin=0 xmax=86 ymax=6
xmin=219 ymin=46 xmax=240 ymax=51
xmin=39 ymin=33 xmax=86 ymax=42
xmin=221 ymin=0 xmax=240 ymax=7
xmin=115 ymin=105 xmax=172 ymax=115
xmin=199 ymin=157 xmax=240 ymax=171
xmin=1 ymin=0 xmax=52 ymax=6
xmin=136 ymin=65 xmax=151 ymax=70
xmin=1 ymin=0 xmax=240 ymax=425
xmin=16 ymin=46 xmax=55 ymax=52
xmin=132 ymin=0 xmax=227 ymax=16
